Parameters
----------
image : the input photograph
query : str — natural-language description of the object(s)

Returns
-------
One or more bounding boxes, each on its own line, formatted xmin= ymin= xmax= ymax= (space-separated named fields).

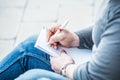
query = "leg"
xmin=0 ymin=35 xmax=53 ymax=80
xmin=15 ymin=69 xmax=68 ymax=80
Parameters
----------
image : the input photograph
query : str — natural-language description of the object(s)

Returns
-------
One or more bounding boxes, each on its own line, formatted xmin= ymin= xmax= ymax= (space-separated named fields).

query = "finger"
xmin=50 ymin=43 xmax=56 ymax=48
xmin=61 ymin=50 xmax=67 ymax=53
xmin=50 ymin=24 xmax=61 ymax=33
xmin=50 ymin=56 xmax=55 ymax=62
xmin=53 ymin=42 xmax=58 ymax=50
xmin=53 ymin=42 xmax=58 ymax=46
xmin=47 ymin=28 xmax=54 ymax=42
xmin=53 ymin=45 xmax=57 ymax=50
xmin=50 ymin=44 xmax=52 ymax=47
xmin=60 ymin=50 xmax=67 ymax=55
xmin=47 ymin=24 xmax=61 ymax=42
xmin=49 ymin=33 xmax=63 ymax=44
xmin=51 ymin=45 xmax=55 ymax=49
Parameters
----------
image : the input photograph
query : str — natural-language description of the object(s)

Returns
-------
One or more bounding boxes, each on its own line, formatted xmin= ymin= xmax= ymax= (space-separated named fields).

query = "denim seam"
xmin=0 ymin=55 xmax=24 ymax=74
xmin=20 ymin=39 xmax=50 ymax=66
xmin=0 ymin=53 xmax=51 ymax=74
xmin=24 ymin=53 xmax=51 ymax=67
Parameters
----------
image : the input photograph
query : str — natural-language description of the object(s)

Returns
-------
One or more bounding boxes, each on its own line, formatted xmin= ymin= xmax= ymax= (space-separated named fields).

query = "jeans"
xmin=15 ymin=69 xmax=68 ymax=80
xmin=0 ymin=35 xmax=67 ymax=80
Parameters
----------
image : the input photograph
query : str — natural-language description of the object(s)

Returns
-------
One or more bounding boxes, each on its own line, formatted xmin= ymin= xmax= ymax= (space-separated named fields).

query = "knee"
xmin=21 ymin=35 xmax=38 ymax=48
xmin=18 ymin=35 xmax=40 ymax=53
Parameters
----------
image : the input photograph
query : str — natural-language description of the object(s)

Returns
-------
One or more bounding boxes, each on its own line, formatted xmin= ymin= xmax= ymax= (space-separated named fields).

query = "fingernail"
xmin=54 ymin=46 xmax=57 ymax=50
xmin=61 ymin=50 xmax=66 ymax=53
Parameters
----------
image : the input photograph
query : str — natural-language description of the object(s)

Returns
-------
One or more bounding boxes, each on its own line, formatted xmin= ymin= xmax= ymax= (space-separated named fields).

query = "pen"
xmin=60 ymin=19 xmax=69 ymax=29
xmin=56 ymin=20 xmax=69 ymax=33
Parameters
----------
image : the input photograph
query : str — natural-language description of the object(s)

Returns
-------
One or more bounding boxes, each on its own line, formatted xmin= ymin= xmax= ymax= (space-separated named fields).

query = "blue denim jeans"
xmin=15 ymin=69 xmax=68 ymax=80
xmin=0 ymin=35 xmax=67 ymax=80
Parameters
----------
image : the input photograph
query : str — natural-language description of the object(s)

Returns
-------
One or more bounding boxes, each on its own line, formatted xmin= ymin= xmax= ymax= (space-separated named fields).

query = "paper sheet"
xmin=35 ymin=27 xmax=92 ymax=64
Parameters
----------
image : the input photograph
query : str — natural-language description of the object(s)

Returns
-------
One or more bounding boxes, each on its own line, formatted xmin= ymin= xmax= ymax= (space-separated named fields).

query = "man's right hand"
xmin=47 ymin=24 xmax=80 ymax=49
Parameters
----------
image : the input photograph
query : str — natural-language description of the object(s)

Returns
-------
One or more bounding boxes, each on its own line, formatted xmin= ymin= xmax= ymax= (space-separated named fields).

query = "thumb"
xmin=49 ymin=33 xmax=63 ymax=44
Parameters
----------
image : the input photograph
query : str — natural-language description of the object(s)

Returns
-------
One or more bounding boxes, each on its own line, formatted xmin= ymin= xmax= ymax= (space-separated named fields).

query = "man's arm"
xmin=72 ymin=9 xmax=120 ymax=80
xmin=75 ymin=26 xmax=93 ymax=49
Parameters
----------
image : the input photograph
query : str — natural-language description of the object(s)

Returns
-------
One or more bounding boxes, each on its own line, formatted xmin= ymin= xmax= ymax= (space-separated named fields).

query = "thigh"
xmin=15 ymin=69 xmax=68 ymax=80
xmin=0 ymin=35 xmax=52 ymax=80
xmin=20 ymin=35 xmax=52 ymax=70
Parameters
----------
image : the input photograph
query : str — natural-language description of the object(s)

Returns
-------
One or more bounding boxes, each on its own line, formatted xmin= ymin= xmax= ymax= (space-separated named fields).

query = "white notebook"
xmin=35 ymin=27 xmax=92 ymax=64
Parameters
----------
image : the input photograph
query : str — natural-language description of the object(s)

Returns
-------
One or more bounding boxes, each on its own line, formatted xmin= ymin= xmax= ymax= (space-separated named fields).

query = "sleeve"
xmin=73 ymin=8 xmax=120 ymax=80
xmin=75 ymin=26 xmax=93 ymax=49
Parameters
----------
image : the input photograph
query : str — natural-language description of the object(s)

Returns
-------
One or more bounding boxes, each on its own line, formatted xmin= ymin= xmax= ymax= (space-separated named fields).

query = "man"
xmin=0 ymin=0 xmax=120 ymax=80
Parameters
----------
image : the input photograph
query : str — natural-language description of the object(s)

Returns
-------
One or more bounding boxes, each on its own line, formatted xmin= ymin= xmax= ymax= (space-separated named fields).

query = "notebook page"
xmin=35 ymin=27 xmax=92 ymax=64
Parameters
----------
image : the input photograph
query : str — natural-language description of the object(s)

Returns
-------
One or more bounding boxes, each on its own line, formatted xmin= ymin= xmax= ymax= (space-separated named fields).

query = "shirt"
xmin=74 ymin=0 xmax=120 ymax=80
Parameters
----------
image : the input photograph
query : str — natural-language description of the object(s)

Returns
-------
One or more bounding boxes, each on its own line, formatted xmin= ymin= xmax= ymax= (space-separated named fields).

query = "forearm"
xmin=71 ymin=32 xmax=80 ymax=47
xmin=65 ymin=64 xmax=77 ymax=80
xmin=75 ymin=26 xmax=93 ymax=49
xmin=64 ymin=26 xmax=93 ymax=79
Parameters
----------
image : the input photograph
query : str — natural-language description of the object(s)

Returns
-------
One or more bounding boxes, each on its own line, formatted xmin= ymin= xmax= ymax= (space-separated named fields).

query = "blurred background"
xmin=0 ymin=0 xmax=103 ymax=60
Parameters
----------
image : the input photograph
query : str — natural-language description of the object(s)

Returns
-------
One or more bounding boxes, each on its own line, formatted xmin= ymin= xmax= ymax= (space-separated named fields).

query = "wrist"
xmin=60 ymin=63 xmax=74 ymax=77
xmin=71 ymin=33 xmax=79 ymax=47
xmin=65 ymin=64 xmax=77 ymax=80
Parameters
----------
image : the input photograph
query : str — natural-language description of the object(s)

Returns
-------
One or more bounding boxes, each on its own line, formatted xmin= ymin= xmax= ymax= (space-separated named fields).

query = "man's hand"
xmin=47 ymin=24 xmax=79 ymax=49
xmin=50 ymin=50 xmax=75 ymax=74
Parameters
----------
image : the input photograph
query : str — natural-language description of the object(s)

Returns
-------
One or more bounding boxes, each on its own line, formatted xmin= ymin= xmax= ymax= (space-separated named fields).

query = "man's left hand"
xmin=50 ymin=50 xmax=75 ymax=74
